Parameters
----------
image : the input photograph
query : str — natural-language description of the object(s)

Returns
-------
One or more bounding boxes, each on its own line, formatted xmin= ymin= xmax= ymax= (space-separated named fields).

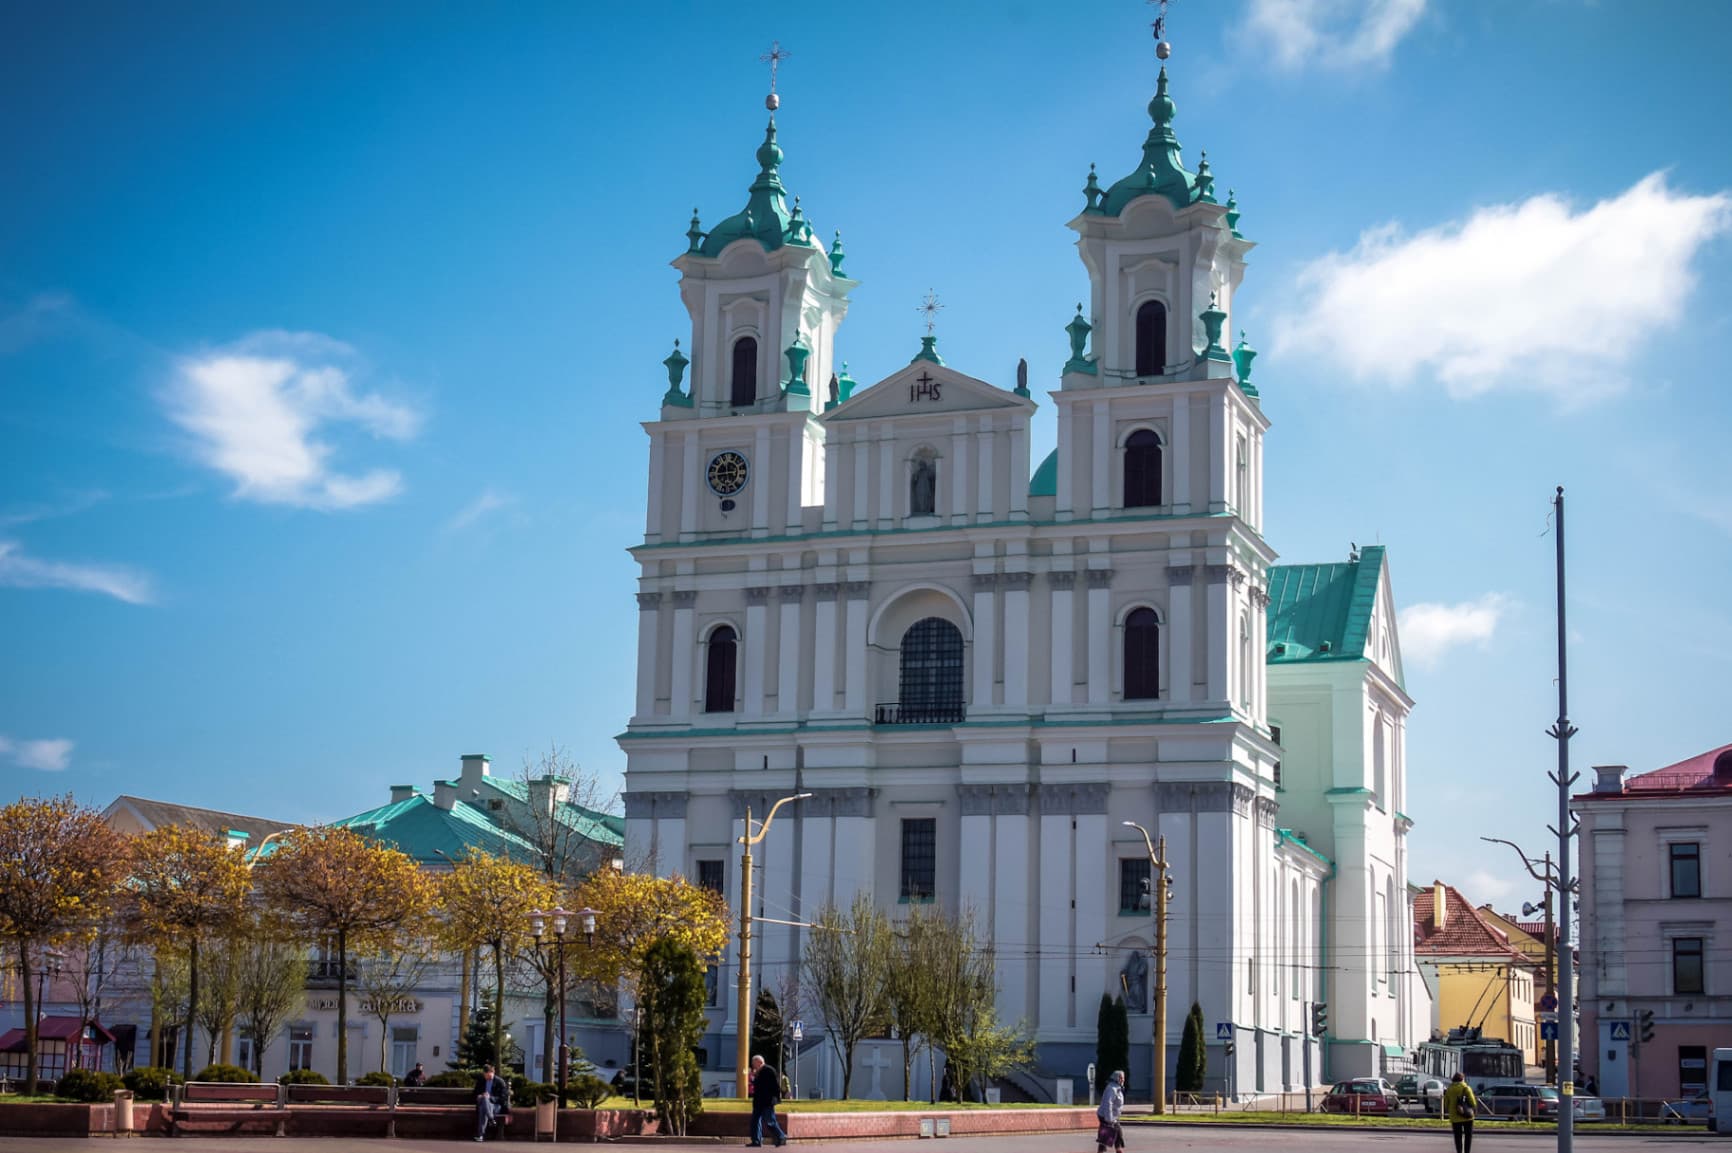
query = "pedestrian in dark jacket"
xmin=474 ymin=1064 xmax=509 ymax=1142
xmin=748 ymin=1055 xmax=788 ymax=1147
xmin=402 ymin=1062 xmax=427 ymax=1087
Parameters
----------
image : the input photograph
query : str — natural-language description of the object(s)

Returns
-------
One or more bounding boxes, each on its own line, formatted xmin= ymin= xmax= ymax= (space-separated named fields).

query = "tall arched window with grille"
xmin=704 ymin=625 xmax=738 ymax=713
xmin=897 ymin=617 xmax=964 ymax=723
xmin=1135 ymin=300 xmax=1167 ymax=377
xmin=730 ymin=337 xmax=758 ymax=408
xmin=1123 ymin=607 xmax=1160 ymax=700
xmin=1123 ymin=430 xmax=1163 ymax=508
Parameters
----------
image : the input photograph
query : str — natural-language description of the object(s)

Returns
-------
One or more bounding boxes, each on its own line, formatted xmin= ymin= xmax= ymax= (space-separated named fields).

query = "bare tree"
xmin=803 ymin=892 xmax=891 ymax=1099
xmin=357 ymin=940 xmax=436 ymax=1077
xmin=194 ymin=937 xmax=244 ymax=1065
xmin=884 ymin=904 xmax=939 ymax=1100
xmin=505 ymin=744 xmax=618 ymax=883
xmin=234 ymin=936 xmax=305 ymax=1078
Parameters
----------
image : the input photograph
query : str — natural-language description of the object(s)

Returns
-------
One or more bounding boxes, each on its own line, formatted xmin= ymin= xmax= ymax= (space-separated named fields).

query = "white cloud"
xmin=164 ymin=332 xmax=420 ymax=510
xmin=0 ymin=735 xmax=74 ymax=772
xmin=1275 ymin=173 xmax=1732 ymax=401
xmin=0 ymin=539 xmax=154 ymax=605
xmin=1246 ymin=0 xmax=1426 ymax=70
xmin=1461 ymin=868 xmax=1517 ymax=907
xmin=1399 ymin=593 xmax=1509 ymax=668
xmin=443 ymin=488 xmax=515 ymax=534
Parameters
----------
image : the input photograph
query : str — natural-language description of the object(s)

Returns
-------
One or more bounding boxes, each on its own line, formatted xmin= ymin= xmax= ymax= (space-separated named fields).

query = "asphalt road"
xmin=4 ymin=1130 xmax=1722 ymax=1153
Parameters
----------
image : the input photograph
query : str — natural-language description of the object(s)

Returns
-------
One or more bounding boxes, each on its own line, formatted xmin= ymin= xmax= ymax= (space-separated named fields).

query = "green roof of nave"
xmin=1267 ymin=545 xmax=1396 ymax=685
xmin=693 ymin=117 xmax=820 ymax=259
xmin=1089 ymin=68 xmax=1216 ymax=218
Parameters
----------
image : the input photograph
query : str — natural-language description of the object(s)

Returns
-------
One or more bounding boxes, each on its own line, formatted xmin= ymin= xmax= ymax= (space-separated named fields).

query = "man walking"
xmin=748 ymin=1054 xmax=788 ymax=1148
xmin=1441 ymin=1072 xmax=1477 ymax=1153
xmin=474 ymin=1063 xmax=509 ymax=1142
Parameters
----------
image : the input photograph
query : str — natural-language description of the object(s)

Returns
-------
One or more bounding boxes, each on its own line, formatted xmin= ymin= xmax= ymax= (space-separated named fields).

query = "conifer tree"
xmin=751 ymin=989 xmax=784 ymax=1072
xmin=1176 ymin=1002 xmax=1203 ymax=1092
xmin=1094 ymin=994 xmax=1114 ymax=1094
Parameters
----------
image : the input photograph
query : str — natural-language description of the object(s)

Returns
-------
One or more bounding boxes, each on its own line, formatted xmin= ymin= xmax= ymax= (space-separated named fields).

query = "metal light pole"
xmin=1548 ymin=486 xmax=1577 ymax=1153
xmin=1480 ymin=837 xmax=1566 ymax=1082
xmin=736 ymin=793 xmax=812 ymax=1099
xmin=1123 ymin=822 xmax=1171 ymax=1114
xmin=530 ymin=906 xmax=598 ymax=1110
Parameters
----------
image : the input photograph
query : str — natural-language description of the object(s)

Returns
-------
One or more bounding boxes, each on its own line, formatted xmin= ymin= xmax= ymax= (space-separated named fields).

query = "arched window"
xmin=1123 ymin=429 xmax=1162 ymax=508
xmin=1135 ymin=300 xmax=1167 ymax=377
xmin=1373 ymin=716 xmax=1387 ymax=804
xmin=898 ymin=617 xmax=964 ymax=723
xmin=1123 ymin=607 xmax=1160 ymax=700
xmin=703 ymin=625 xmax=737 ymax=713
xmin=909 ymin=451 xmax=937 ymax=517
xmin=1239 ymin=611 xmax=1253 ymax=708
xmin=730 ymin=337 xmax=758 ymax=408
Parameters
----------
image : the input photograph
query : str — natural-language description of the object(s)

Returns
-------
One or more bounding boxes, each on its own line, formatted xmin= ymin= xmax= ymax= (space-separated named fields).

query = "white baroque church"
xmin=619 ymin=60 xmax=1428 ymax=1099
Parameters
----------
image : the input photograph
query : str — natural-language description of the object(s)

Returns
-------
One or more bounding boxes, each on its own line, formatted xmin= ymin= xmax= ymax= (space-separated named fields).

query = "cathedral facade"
xmin=619 ymin=64 xmax=1425 ymax=1098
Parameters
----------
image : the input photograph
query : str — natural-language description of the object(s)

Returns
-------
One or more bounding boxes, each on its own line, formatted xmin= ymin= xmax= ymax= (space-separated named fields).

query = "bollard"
xmin=113 ymin=1089 xmax=135 ymax=1134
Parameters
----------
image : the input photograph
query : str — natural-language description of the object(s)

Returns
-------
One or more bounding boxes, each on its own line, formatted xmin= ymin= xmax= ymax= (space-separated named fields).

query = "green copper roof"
xmin=332 ymin=793 xmax=542 ymax=864
xmin=696 ymin=117 xmax=816 ymax=258
xmin=1029 ymin=449 xmax=1058 ymax=497
xmin=1094 ymin=68 xmax=1205 ymax=217
xmin=1266 ymin=546 xmax=1396 ymax=686
xmin=483 ymin=777 xmax=625 ymax=845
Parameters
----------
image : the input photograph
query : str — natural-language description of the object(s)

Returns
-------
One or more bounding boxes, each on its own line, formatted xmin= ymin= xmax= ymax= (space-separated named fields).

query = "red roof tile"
xmin=1622 ymin=742 xmax=1732 ymax=793
xmin=1414 ymin=883 xmax=1531 ymax=962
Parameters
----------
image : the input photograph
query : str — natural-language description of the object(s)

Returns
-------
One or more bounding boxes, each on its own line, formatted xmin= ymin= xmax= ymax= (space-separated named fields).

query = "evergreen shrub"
xmin=355 ymin=1071 xmax=396 ymax=1087
xmin=568 ymin=1074 xmax=611 ymax=1109
xmin=121 ymin=1066 xmax=182 ymax=1101
xmin=193 ymin=1063 xmax=259 ymax=1083
xmin=425 ymin=1069 xmax=475 ymax=1088
xmin=278 ymin=1068 xmax=330 ymax=1085
xmin=56 ymin=1068 xmax=123 ymax=1102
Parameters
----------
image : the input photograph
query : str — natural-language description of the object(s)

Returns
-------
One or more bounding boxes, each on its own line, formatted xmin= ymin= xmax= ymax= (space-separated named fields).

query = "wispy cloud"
xmin=0 ymin=490 xmax=110 ymax=528
xmin=0 ymin=539 xmax=154 ymax=605
xmin=1461 ymin=868 xmax=1517 ymax=906
xmin=1274 ymin=173 xmax=1732 ymax=402
xmin=0 ymin=292 xmax=77 ymax=355
xmin=1399 ymin=593 xmax=1510 ymax=668
xmin=164 ymin=332 xmax=421 ymax=510
xmin=1246 ymin=0 xmax=1426 ymax=71
xmin=443 ymin=488 xmax=515 ymax=534
xmin=0 ymin=735 xmax=74 ymax=772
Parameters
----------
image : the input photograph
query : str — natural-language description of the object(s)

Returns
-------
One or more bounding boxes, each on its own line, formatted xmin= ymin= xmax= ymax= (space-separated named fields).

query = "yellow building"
xmin=1413 ymin=882 xmax=1541 ymax=1068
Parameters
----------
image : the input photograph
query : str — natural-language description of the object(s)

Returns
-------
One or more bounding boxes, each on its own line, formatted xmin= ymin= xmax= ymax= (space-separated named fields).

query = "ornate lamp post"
xmin=735 ymin=793 xmax=811 ymax=1098
xmin=530 ymin=906 xmax=598 ymax=1110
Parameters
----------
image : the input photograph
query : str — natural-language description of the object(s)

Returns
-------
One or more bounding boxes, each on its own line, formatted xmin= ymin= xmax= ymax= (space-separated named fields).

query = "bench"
xmin=395 ymin=1085 xmax=514 ymax=1141
xmin=283 ymin=1083 xmax=397 ymax=1137
xmin=169 ymin=1081 xmax=287 ymax=1137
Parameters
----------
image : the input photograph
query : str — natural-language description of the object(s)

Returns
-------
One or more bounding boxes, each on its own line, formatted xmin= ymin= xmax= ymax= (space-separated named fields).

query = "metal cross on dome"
xmin=760 ymin=40 xmax=790 ymax=109
xmin=1148 ymin=0 xmax=1173 ymax=60
xmin=917 ymin=290 xmax=944 ymax=335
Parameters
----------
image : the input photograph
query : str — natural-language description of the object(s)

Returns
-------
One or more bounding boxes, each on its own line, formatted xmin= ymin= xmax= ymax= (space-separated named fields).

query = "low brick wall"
xmin=0 ymin=1101 xmax=110 ymax=1137
xmin=691 ymin=1107 xmax=1098 ymax=1140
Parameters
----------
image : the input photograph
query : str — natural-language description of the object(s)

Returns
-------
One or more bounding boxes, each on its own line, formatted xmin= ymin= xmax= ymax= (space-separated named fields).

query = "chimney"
xmin=460 ymin=753 xmax=490 ymax=795
xmin=227 ymin=829 xmax=249 ymax=851
xmin=390 ymin=784 xmax=418 ymax=803
xmin=527 ymin=774 xmax=565 ymax=820
xmin=1433 ymin=882 xmax=1447 ymax=932
xmin=433 ymin=780 xmax=458 ymax=811
xmin=1593 ymin=764 xmax=1626 ymax=794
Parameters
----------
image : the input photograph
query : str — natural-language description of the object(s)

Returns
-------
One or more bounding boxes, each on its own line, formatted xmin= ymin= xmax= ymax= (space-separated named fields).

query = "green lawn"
xmin=1131 ymin=1112 xmax=1677 ymax=1132
xmin=604 ymin=1097 xmax=1079 ymax=1113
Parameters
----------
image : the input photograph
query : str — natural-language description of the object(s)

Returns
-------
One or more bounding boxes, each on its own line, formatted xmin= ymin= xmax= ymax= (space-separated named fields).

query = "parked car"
xmin=1571 ymin=1094 xmax=1607 ymax=1122
xmin=1661 ymin=1091 xmax=1712 ymax=1125
xmin=1392 ymin=1074 xmax=1446 ymax=1111
xmin=1479 ymin=1083 xmax=1561 ymax=1119
xmin=1323 ymin=1080 xmax=1399 ymax=1114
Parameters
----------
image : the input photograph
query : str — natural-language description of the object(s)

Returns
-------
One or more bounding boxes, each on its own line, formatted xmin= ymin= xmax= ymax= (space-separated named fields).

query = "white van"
xmin=1709 ymin=1047 xmax=1731 ymax=1134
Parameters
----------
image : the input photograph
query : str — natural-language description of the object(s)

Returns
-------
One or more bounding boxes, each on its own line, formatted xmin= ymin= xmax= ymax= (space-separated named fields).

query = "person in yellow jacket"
xmin=1441 ymin=1073 xmax=1478 ymax=1153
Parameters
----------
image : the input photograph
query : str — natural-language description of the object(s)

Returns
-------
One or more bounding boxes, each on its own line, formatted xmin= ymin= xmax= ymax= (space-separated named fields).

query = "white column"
xmin=813 ymin=589 xmax=838 ymax=713
xmin=1074 ymin=811 xmax=1108 ymax=1016
xmin=832 ymin=814 xmax=873 ymax=906
xmin=752 ymin=425 xmax=772 ymax=532
xmin=1009 ymin=422 xmax=1028 ymax=519
xmin=995 ymin=809 xmax=1032 ymax=1022
xmin=653 ymin=816 xmax=687 ymax=879
xmin=645 ymin=436 xmax=665 ymax=540
xmin=744 ymin=590 xmax=769 ymax=716
xmin=1172 ymin=395 xmax=1191 ymax=511
xmin=760 ymin=812 xmax=796 ymax=986
xmin=679 ymin=434 xmax=699 ymax=537
xmin=669 ymin=593 xmax=695 ymax=717
xmin=1206 ymin=568 xmax=1228 ymax=703
xmin=844 ymin=588 xmax=869 ymax=715
xmin=1091 ymin=402 xmax=1110 ymax=516
xmin=1086 ymin=571 xmax=1111 ymax=705
xmin=959 ymin=804 xmax=993 ymax=930
xmin=971 ymin=576 xmax=997 ymax=711
xmin=800 ymin=812 xmax=835 ymax=915
xmin=822 ymin=432 xmax=840 ymax=531
xmin=1209 ymin=396 xmax=1228 ymax=510
xmin=950 ymin=420 xmax=969 ymax=525
xmin=1002 ymin=573 xmax=1030 ymax=707
xmin=785 ymin=427 xmax=804 ymax=533
xmin=777 ymin=586 xmax=802 ymax=716
xmin=634 ymin=593 xmax=660 ymax=717
xmin=1168 ymin=565 xmax=1193 ymax=703
xmin=1037 ymin=805 xmax=1072 ymax=1030
xmin=877 ymin=433 xmax=894 ymax=528
xmin=1049 ymin=573 xmax=1075 ymax=707
xmin=1056 ymin=404 xmax=1074 ymax=519
xmin=852 ymin=435 xmax=870 ymax=529
xmin=975 ymin=419 xmax=994 ymax=522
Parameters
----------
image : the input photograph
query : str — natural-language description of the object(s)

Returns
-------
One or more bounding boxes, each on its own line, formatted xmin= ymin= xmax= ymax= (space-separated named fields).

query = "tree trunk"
xmin=183 ymin=936 xmax=200 ymax=1082
xmin=491 ymin=938 xmax=505 ymax=1071
xmin=336 ymin=928 xmax=349 ymax=1083
xmin=149 ymin=964 xmax=162 ymax=1072
xmin=459 ymin=948 xmax=471 ymax=1028
xmin=380 ymin=1012 xmax=390 ymax=1074
xmin=840 ymin=1040 xmax=854 ymax=1099
xmin=541 ymin=979 xmax=555 ymax=1084
xmin=18 ymin=940 xmax=38 ymax=1090
xmin=901 ymin=1036 xmax=914 ymax=1101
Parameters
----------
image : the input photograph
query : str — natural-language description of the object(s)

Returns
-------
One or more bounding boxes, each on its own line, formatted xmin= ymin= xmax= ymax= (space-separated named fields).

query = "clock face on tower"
xmin=706 ymin=451 xmax=749 ymax=496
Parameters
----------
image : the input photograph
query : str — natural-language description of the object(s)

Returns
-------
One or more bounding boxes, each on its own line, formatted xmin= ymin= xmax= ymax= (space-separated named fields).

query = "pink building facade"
xmin=1575 ymin=744 xmax=1732 ymax=1099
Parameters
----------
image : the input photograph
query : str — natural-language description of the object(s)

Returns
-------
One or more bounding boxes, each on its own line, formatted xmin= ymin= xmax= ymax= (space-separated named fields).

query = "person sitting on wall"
xmin=402 ymin=1062 xmax=427 ymax=1087
xmin=474 ymin=1063 xmax=509 ymax=1143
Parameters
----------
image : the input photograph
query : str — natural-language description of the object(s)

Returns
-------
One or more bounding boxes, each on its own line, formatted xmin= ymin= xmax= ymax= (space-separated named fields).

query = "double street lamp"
xmin=528 ymin=906 xmax=598 ymax=1110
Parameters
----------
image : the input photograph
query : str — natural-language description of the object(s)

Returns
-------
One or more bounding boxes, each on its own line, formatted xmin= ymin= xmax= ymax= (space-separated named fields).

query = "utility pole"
xmin=1480 ymin=838 xmax=1573 ymax=1085
xmin=1541 ymin=856 xmax=1556 ymax=1084
xmin=1124 ymin=821 xmax=1172 ymax=1114
xmin=1548 ymin=486 xmax=1578 ymax=1153
xmin=735 ymin=793 xmax=811 ymax=1099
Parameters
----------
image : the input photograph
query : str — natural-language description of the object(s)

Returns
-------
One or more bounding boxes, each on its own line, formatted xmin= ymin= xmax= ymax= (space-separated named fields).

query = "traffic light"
xmin=1311 ymin=1002 xmax=1329 ymax=1037
xmin=1638 ymin=1010 xmax=1655 ymax=1044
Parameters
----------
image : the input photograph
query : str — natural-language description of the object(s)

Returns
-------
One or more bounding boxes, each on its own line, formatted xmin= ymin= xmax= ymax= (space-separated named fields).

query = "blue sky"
xmin=3 ymin=1 xmax=1729 ymax=909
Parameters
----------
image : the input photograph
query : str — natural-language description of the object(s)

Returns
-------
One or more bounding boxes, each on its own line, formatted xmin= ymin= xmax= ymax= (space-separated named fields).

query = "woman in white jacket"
xmin=1097 ymin=1069 xmax=1126 ymax=1152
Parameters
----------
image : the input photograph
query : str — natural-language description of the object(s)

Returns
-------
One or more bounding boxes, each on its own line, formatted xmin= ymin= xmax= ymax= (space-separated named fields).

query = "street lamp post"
xmin=1122 ymin=822 xmax=1171 ymax=1114
xmin=530 ymin=906 xmax=599 ymax=1110
xmin=735 ymin=793 xmax=812 ymax=1099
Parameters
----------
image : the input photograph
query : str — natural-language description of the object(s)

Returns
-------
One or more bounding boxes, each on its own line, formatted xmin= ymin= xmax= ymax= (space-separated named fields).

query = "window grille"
xmin=697 ymin=859 xmax=725 ymax=894
xmin=1134 ymin=300 xmax=1167 ymax=377
xmin=900 ymin=818 xmax=936 ymax=901
xmin=1124 ymin=608 xmax=1160 ymax=699
xmin=1119 ymin=857 xmax=1151 ymax=914
xmin=731 ymin=338 xmax=758 ymax=407
xmin=1124 ymin=430 xmax=1162 ymax=508
xmin=704 ymin=626 xmax=738 ymax=713
xmin=887 ymin=617 xmax=964 ymax=724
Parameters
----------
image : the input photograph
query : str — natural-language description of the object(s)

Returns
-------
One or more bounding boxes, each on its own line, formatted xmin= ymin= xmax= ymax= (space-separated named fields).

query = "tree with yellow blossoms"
xmin=435 ymin=849 xmax=556 ymax=1071
xmin=568 ymin=868 xmax=728 ymax=998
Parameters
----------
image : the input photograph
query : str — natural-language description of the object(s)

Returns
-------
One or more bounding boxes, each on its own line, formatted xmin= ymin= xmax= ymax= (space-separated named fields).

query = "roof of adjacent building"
xmin=330 ymin=777 xmax=623 ymax=867
xmin=1267 ymin=545 xmax=1389 ymax=672
xmin=103 ymin=795 xmax=298 ymax=842
xmin=1623 ymin=743 xmax=1732 ymax=793
xmin=1414 ymin=883 xmax=1532 ymax=963
xmin=1029 ymin=449 xmax=1058 ymax=497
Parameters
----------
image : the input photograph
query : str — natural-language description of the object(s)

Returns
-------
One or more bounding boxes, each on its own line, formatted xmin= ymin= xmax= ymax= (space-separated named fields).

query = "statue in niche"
xmin=828 ymin=372 xmax=840 ymax=408
xmin=1120 ymin=949 xmax=1149 ymax=1013
xmin=1016 ymin=357 xmax=1028 ymax=393
xmin=910 ymin=455 xmax=937 ymax=517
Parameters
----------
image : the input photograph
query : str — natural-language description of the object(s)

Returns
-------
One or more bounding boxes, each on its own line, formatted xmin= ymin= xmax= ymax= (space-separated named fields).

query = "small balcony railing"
xmin=874 ymin=702 xmax=966 ymax=726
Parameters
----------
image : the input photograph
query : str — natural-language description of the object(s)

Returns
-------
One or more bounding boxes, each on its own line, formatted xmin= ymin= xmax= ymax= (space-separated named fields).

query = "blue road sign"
xmin=1216 ymin=1022 xmax=1234 ymax=1041
xmin=1538 ymin=992 xmax=1558 ymax=1012
xmin=1541 ymin=1020 xmax=1559 ymax=1041
xmin=1608 ymin=1020 xmax=1631 ymax=1041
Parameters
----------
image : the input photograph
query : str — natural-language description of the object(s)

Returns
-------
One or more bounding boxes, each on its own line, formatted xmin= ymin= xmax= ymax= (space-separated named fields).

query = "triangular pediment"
xmin=822 ymin=360 xmax=1034 ymax=423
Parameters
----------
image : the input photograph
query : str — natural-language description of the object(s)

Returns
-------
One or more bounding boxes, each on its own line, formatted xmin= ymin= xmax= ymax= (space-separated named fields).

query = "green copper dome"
xmin=696 ymin=117 xmax=819 ymax=258
xmin=1095 ymin=68 xmax=1210 ymax=217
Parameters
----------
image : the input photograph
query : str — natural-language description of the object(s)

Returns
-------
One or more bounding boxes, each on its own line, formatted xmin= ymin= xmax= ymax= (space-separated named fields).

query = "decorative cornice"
xmin=1230 ymin=567 xmax=1246 ymax=589
xmin=1250 ymin=585 xmax=1270 ymax=607
xmin=971 ymin=572 xmax=1001 ymax=591
xmin=958 ymin=783 xmax=1032 ymax=816
xmin=1086 ymin=569 xmax=1116 ymax=589
xmin=1204 ymin=564 xmax=1235 ymax=585
xmin=1047 ymin=571 xmax=1077 ymax=590
xmin=845 ymin=580 xmax=872 ymax=597
xmin=671 ymin=590 xmax=699 ymax=607
xmin=814 ymin=582 xmax=842 ymax=601
xmin=746 ymin=586 xmax=772 ymax=604
xmin=1038 ymin=781 xmax=1111 ymax=815
xmin=635 ymin=592 xmax=663 ymax=610
xmin=623 ymin=791 xmax=689 ymax=819
xmin=1168 ymin=565 xmax=1194 ymax=587
xmin=779 ymin=585 xmax=806 ymax=602
xmin=1254 ymin=796 xmax=1279 ymax=828
xmin=1155 ymin=780 xmax=1253 ymax=816
xmin=802 ymin=787 xmax=873 ymax=818
xmin=1000 ymin=571 xmax=1034 ymax=590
